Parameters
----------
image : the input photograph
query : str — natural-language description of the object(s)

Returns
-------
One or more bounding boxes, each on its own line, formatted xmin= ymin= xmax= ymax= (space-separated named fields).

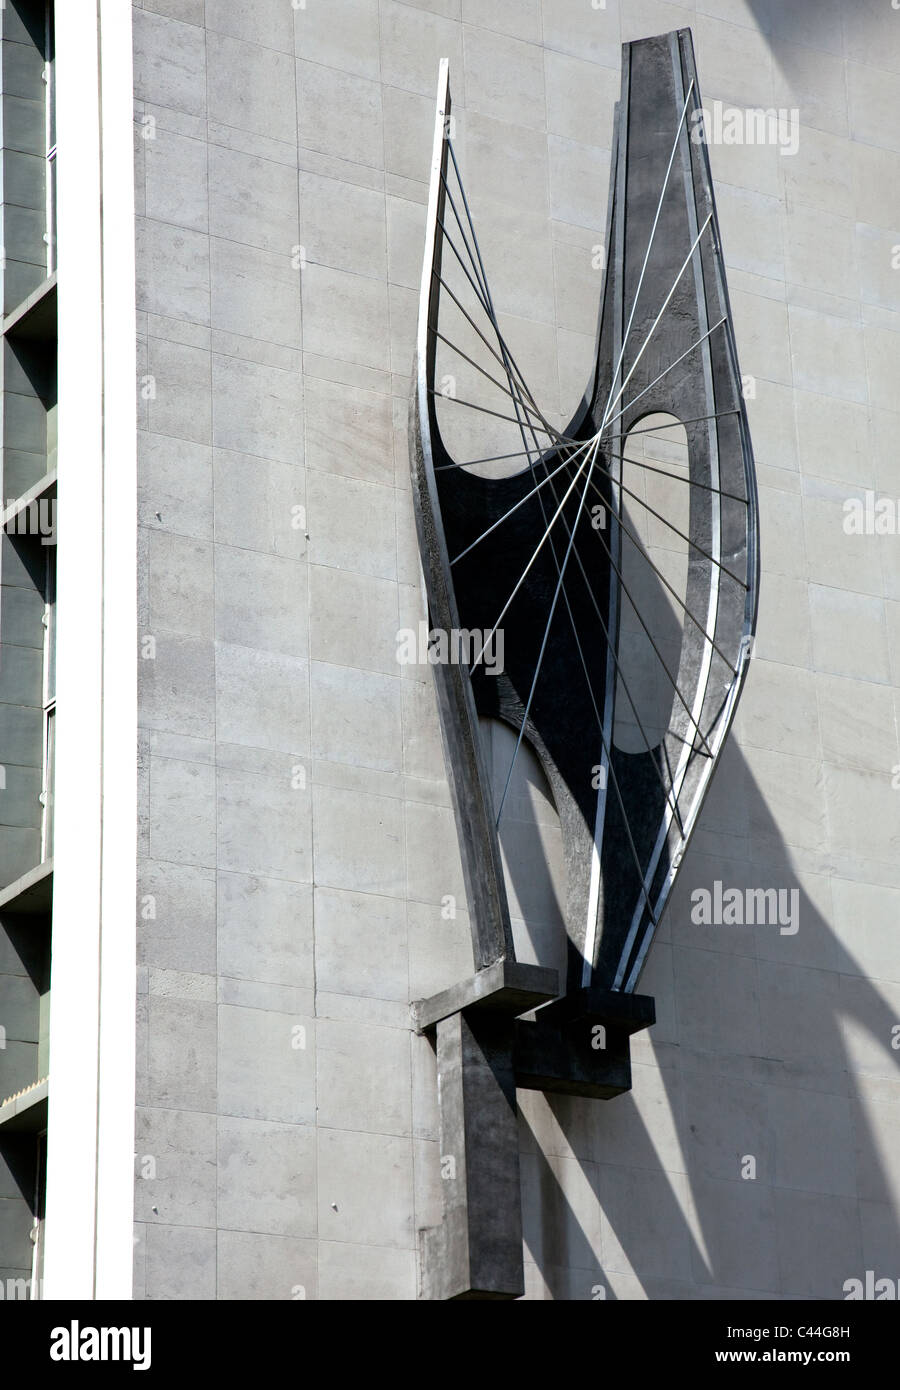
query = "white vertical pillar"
xmin=42 ymin=0 xmax=137 ymax=1300
xmin=94 ymin=0 xmax=138 ymax=1301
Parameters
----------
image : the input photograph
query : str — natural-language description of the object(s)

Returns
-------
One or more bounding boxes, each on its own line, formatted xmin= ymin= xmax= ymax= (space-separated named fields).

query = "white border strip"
xmin=95 ymin=0 xmax=138 ymax=1300
xmin=43 ymin=0 xmax=137 ymax=1300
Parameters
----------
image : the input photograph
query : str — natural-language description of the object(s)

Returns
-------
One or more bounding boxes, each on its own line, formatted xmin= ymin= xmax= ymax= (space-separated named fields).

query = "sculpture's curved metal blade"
xmin=409 ymin=29 xmax=759 ymax=999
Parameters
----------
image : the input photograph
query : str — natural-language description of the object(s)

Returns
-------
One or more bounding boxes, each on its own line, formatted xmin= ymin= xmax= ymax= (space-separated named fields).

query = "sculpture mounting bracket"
xmin=413 ymin=967 xmax=655 ymax=1300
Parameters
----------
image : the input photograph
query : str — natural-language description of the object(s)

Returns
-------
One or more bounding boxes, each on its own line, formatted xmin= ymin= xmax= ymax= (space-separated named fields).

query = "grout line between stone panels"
xmin=138 ymin=213 xmax=305 ymax=264
xmin=144 ymin=315 xmax=382 ymax=375
xmin=138 ymin=428 xmax=303 ymax=472
xmin=140 ymin=302 xmax=304 ymax=356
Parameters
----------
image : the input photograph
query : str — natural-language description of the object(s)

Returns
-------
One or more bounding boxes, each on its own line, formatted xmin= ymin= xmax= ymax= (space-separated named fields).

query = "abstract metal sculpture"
xmin=409 ymin=29 xmax=759 ymax=1299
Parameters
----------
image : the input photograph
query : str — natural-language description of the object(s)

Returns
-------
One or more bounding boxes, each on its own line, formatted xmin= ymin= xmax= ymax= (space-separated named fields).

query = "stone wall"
xmin=132 ymin=0 xmax=900 ymax=1299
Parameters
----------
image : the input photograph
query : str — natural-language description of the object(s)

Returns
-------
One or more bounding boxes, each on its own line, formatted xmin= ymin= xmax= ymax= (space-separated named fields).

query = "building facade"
xmin=0 ymin=0 xmax=899 ymax=1300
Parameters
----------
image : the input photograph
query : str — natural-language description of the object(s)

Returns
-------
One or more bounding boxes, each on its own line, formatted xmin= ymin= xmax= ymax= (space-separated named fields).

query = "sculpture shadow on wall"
xmin=415 ymin=472 xmax=900 ymax=1298
xmin=497 ymin=662 xmax=900 ymax=1299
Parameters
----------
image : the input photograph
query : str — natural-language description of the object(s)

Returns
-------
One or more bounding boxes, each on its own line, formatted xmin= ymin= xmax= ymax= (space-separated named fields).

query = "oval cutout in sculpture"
xmin=613 ymin=413 xmax=690 ymax=756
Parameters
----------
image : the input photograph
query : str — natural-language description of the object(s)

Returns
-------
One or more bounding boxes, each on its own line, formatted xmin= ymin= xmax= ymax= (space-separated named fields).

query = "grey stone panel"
xmin=207 ymin=0 xmax=294 ymax=53
xmin=317 ymin=1241 xmax=415 ymax=1300
xmin=0 ymin=545 xmax=44 ymax=896
xmin=147 ymin=531 xmax=214 ymax=640
xmin=597 ymin=1162 xmax=696 ymax=1284
xmin=215 ymin=642 xmax=308 ymax=755
xmin=0 ymin=828 xmax=39 ymax=888
xmin=217 ymin=872 xmax=313 ymax=990
xmin=215 ymin=762 xmax=312 ymax=882
xmin=2 ymin=95 xmax=43 ymax=159
xmin=138 ymin=632 xmax=215 ymax=741
xmin=208 ymin=143 xmax=300 ymax=254
xmin=2 ymin=260 xmax=45 ymax=318
xmin=301 ymin=263 xmax=390 ymax=371
xmin=147 ymin=994 xmax=217 ymax=1113
xmin=0 ymin=971 xmax=37 ymax=1043
xmin=144 ymin=125 xmax=209 ymax=234
xmin=316 ymin=1019 xmax=411 ymax=1137
xmin=297 ymin=61 xmax=384 ymax=170
xmin=309 ymin=661 xmax=401 ymax=772
xmin=316 ymin=1128 xmax=414 ymax=1251
xmin=0 ymin=33 xmax=43 ymax=103
xmin=314 ymin=886 xmax=407 ymax=1002
xmin=307 ymin=564 xmax=397 ymax=675
xmin=303 ymin=374 xmax=395 ymax=486
xmin=137 ymin=860 xmax=216 ymax=975
xmin=466 ymin=113 xmax=550 ymax=216
xmin=216 ymin=1116 xmax=316 ymax=1239
xmin=859 ymin=1199 xmax=898 ymax=1280
xmin=3 ymin=447 xmax=45 ymax=501
xmin=0 ymin=764 xmax=41 ymax=830
xmin=142 ymin=0 xmax=205 ymax=26
xmin=207 ymin=34 xmax=297 ymax=148
xmin=136 ymin=218 xmax=210 ymax=325
xmin=312 ymin=782 xmax=404 ymax=898
xmin=2 ymin=149 xmax=43 ymax=212
xmin=300 ymin=170 xmax=387 ymax=281
xmin=775 ymin=1189 xmax=862 ymax=1300
xmin=209 ymin=239 xmax=301 ymax=350
xmin=214 ymin=545 xmax=307 ymax=655
xmin=132 ymin=1225 xmax=146 ymax=1301
xmin=210 ymin=353 xmax=303 ymax=464
xmin=133 ymin=10 xmax=207 ymax=118
xmin=146 ymin=336 xmax=213 ymax=446
xmin=686 ymin=1177 xmax=780 ymax=1293
xmin=134 ymin=991 xmax=149 ymax=1112
xmin=147 ymin=755 xmax=216 ymax=868
xmin=144 ymin=1222 xmax=216 ymax=1300
xmin=520 ymin=1147 xmax=604 ymax=1274
xmin=769 ymin=1085 xmax=855 ymax=1198
xmin=465 ymin=28 xmax=546 ymax=132
xmin=137 ymin=433 xmax=213 ymax=542
xmin=135 ymin=335 xmax=150 ymax=434
xmin=295 ymin=0 xmax=381 ymax=76
xmin=217 ymin=1004 xmax=315 ymax=1125
xmin=217 ymin=976 xmax=311 ymax=1015
xmin=134 ymin=1107 xmax=217 ymax=1228
xmin=211 ymin=451 xmax=305 ymax=560
xmin=306 ymin=472 xmax=396 ymax=581
xmin=4 ymin=389 xmax=47 ymax=457
xmin=379 ymin=0 xmax=463 ymax=99
xmin=382 ymin=85 xmax=435 ymax=185
xmin=216 ymin=1229 xmax=316 ymax=1300
xmin=0 ymin=686 xmax=39 ymax=756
